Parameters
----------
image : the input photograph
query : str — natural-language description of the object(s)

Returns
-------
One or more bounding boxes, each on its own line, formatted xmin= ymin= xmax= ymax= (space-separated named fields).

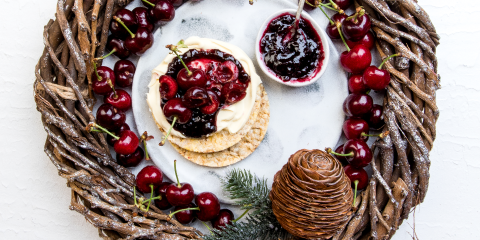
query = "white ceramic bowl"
xmin=255 ymin=9 xmax=330 ymax=87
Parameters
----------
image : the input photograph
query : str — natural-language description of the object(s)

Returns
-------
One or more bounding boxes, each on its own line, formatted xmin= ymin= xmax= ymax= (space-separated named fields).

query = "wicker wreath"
xmin=33 ymin=0 xmax=439 ymax=239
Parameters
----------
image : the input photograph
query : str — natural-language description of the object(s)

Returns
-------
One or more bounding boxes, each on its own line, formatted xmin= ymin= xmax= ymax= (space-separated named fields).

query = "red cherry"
xmin=195 ymin=192 xmax=220 ymax=221
xmin=343 ymin=118 xmax=369 ymax=141
xmin=173 ymin=203 xmax=197 ymax=224
xmin=116 ymin=147 xmax=144 ymax=168
xmin=212 ymin=209 xmax=234 ymax=230
xmin=364 ymin=104 xmax=384 ymax=129
xmin=221 ymin=82 xmax=247 ymax=105
xmin=110 ymin=9 xmax=138 ymax=39
xmin=348 ymin=74 xmax=369 ymax=94
xmin=136 ymin=165 xmax=163 ymax=193
xmin=333 ymin=144 xmax=348 ymax=166
xmin=106 ymin=37 xmax=131 ymax=59
xmin=340 ymin=44 xmax=371 ymax=74
xmin=344 ymin=165 xmax=369 ymax=190
xmin=104 ymin=89 xmax=132 ymax=111
xmin=301 ymin=0 xmax=317 ymax=10
xmin=125 ymin=27 xmax=154 ymax=56
xmin=341 ymin=10 xmax=371 ymax=41
xmin=92 ymin=66 xmax=116 ymax=95
xmin=177 ymin=68 xmax=208 ymax=90
xmin=214 ymin=61 xmax=238 ymax=83
xmin=114 ymin=130 xmax=139 ymax=155
xmin=107 ymin=123 xmax=130 ymax=146
xmin=200 ymin=90 xmax=220 ymax=115
xmin=346 ymin=32 xmax=375 ymax=50
xmin=343 ymin=93 xmax=373 ymax=117
xmin=331 ymin=0 xmax=352 ymax=10
xmin=155 ymin=182 xmax=173 ymax=210
xmin=326 ymin=13 xmax=347 ymax=40
xmin=182 ymin=87 xmax=209 ymax=108
xmin=148 ymin=0 xmax=175 ymax=24
xmin=166 ymin=160 xmax=195 ymax=206
xmin=363 ymin=66 xmax=390 ymax=91
xmin=114 ymin=60 xmax=136 ymax=88
xmin=96 ymin=103 xmax=126 ymax=131
xmin=343 ymin=139 xmax=372 ymax=168
xmin=133 ymin=7 xmax=154 ymax=33
xmin=159 ymin=75 xmax=178 ymax=100
xmin=163 ymin=98 xmax=192 ymax=124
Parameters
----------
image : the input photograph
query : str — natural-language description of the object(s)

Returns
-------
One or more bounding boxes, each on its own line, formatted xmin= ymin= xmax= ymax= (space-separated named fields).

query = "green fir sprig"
xmin=203 ymin=169 xmax=292 ymax=240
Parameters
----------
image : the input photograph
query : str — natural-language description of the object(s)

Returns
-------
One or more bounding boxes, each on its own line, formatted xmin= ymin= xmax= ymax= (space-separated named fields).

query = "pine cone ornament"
xmin=270 ymin=149 xmax=354 ymax=239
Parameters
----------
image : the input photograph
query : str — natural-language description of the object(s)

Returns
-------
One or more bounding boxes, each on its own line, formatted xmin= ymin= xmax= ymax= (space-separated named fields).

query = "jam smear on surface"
xmin=162 ymin=49 xmax=251 ymax=138
xmin=260 ymin=13 xmax=324 ymax=82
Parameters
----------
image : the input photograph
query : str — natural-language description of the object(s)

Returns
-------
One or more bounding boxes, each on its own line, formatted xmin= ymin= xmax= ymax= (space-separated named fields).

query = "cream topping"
xmin=147 ymin=36 xmax=262 ymax=138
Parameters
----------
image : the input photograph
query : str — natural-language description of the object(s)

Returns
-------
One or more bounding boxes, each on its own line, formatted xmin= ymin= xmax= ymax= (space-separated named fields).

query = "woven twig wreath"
xmin=34 ymin=0 xmax=439 ymax=239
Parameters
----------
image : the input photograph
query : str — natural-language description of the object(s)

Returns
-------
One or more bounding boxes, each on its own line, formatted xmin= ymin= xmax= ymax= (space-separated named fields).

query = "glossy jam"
xmin=260 ymin=13 xmax=324 ymax=82
xmin=163 ymin=49 xmax=250 ymax=138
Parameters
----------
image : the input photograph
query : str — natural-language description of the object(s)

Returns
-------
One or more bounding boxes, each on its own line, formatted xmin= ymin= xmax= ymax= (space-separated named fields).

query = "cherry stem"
xmin=168 ymin=207 xmax=200 ymax=218
xmin=201 ymin=221 xmax=212 ymax=232
xmin=173 ymin=160 xmax=181 ymax=188
xmin=145 ymin=184 xmax=155 ymax=212
xmin=233 ymin=209 xmax=250 ymax=223
xmin=353 ymin=180 xmax=358 ymax=206
xmin=88 ymin=123 xmax=119 ymax=140
xmin=336 ymin=22 xmax=350 ymax=52
xmin=142 ymin=0 xmax=155 ymax=7
xmin=113 ymin=16 xmax=135 ymax=39
xmin=361 ymin=130 xmax=390 ymax=139
xmin=328 ymin=0 xmax=344 ymax=14
xmin=107 ymin=79 xmax=117 ymax=99
xmin=379 ymin=53 xmax=400 ymax=69
xmin=160 ymin=116 xmax=177 ymax=146
xmin=316 ymin=3 xmax=334 ymax=25
xmin=96 ymin=49 xmax=116 ymax=61
xmin=93 ymin=61 xmax=102 ymax=81
xmin=141 ymin=195 xmax=161 ymax=204
xmin=173 ymin=51 xmax=192 ymax=76
xmin=326 ymin=147 xmax=354 ymax=157
xmin=141 ymin=132 xmax=152 ymax=160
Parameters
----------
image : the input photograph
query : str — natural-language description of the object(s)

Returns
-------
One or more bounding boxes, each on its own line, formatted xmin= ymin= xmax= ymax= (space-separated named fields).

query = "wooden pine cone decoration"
xmin=270 ymin=149 xmax=353 ymax=239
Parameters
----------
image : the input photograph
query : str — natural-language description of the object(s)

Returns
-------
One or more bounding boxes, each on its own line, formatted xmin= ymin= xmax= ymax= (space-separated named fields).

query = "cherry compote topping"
xmin=260 ymin=13 xmax=324 ymax=82
xmin=163 ymin=49 xmax=251 ymax=138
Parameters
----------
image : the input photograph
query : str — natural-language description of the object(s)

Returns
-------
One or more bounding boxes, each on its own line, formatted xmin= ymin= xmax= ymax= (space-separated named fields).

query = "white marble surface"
xmin=1 ymin=0 xmax=479 ymax=239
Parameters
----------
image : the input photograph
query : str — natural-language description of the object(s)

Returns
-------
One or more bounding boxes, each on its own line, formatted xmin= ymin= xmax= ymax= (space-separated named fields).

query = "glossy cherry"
xmin=215 ymin=61 xmax=238 ymax=83
xmin=107 ymin=123 xmax=130 ymax=146
xmin=212 ymin=209 xmax=234 ymax=230
xmin=166 ymin=160 xmax=195 ymax=206
xmin=114 ymin=16 xmax=153 ymax=56
xmin=340 ymin=44 xmax=372 ymax=74
xmin=343 ymin=118 xmax=369 ymax=141
xmin=346 ymin=31 xmax=375 ymax=50
xmin=116 ymin=147 xmax=144 ymax=168
xmin=92 ymin=65 xmax=116 ymax=96
xmin=365 ymin=104 xmax=384 ymax=129
xmin=363 ymin=54 xmax=398 ymax=91
xmin=113 ymin=130 xmax=139 ymax=155
xmin=133 ymin=7 xmax=154 ymax=33
xmin=344 ymin=165 xmax=369 ymax=190
xmin=160 ymin=98 xmax=192 ymax=145
xmin=104 ymin=89 xmax=132 ymax=111
xmin=326 ymin=13 xmax=347 ymax=40
xmin=159 ymin=75 xmax=178 ymax=100
xmin=195 ymin=192 xmax=220 ymax=221
xmin=155 ymin=182 xmax=173 ymax=210
xmin=221 ymin=82 xmax=247 ymax=105
xmin=96 ymin=103 xmax=126 ymax=131
xmin=136 ymin=165 xmax=163 ymax=193
xmin=343 ymin=139 xmax=372 ymax=168
xmin=173 ymin=203 xmax=197 ymax=224
xmin=329 ymin=0 xmax=352 ymax=10
xmin=106 ymin=38 xmax=130 ymax=59
xmin=341 ymin=8 xmax=371 ymax=42
xmin=333 ymin=144 xmax=348 ymax=166
xmin=177 ymin=68 xmax=208 ymax=90
xmin=182 ymin=87 xmax=209 ymax=108
xmin=143 ymin=0 xmax=175 ymax=24
xmin=343 ymin=93 xmax=373 ymax=117
xmin=110 ymin=9 xmax=138 ymax=38
xmin=348 ymin=74 xmax=369 ymax=94
xmin=302 ymin=0 xmax=317 ymax=10
xmin=200 ymin=90 xmax=220 ymax=115
xmin=114 ymin=60 xmax=136 ymax=88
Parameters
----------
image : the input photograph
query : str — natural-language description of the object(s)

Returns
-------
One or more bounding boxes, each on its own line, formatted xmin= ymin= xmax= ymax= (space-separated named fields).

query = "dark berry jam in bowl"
xmin=255 ymin=9 xmax=330 ymax=87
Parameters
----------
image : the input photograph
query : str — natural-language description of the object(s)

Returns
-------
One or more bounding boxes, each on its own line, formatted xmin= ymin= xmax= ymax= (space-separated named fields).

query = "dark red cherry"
xmin=177 ymin=68 xmax=208 ymax=90
xmin=343 ymin=93 xmax=373 ymax=117
xmin=93 ymin=66 xmax=115 ymax=95
xmin=166 ymin=160 xmax=195 ymax=206
xmin=343 ymin=139 xmax=372 ymax=168
xmin=329 ymin=0 xmax=352 ymax=10
xmin=148 ymin=0 xmax=175 ymax=24
xmin=207 ymin=82 xmax=223 ymax=98
xmin=114 ymin=130 xmax=139 ymax=155
xmin=195 ymin=192 xmax=220 ymax=221
xmin=343 ymin=118 xmax=369 ymax=141
xmin=159 ymin=75 xmax=178 ymax=100
xmin=133 ymin=7 xmax=154 ymax=33
xmin=136 ymin=165 xmax=163 ymax=193
xmin=342 ymin=10 xmax=371 ymax=42
xmin=104 ymin=89 xmax=132 ymax=111
xmin=173 ymin=203 xmax=197 ymax=224
xmin=363 ymin=66 xmax=390 ymax=91
xmin=182 ymin=87 xmax=209 ymax=108
xmin=301 ymin=0 xmax=317 ymax=10
xmin=200 ymin=90 xmax=220 ymax=115
xmin=340 ymin=44 xmax=372 ymax=74
xmin=348 ymin=74 xmax=369 ymax=94
xmin=333 ymin=144 xmax=348 ymax=166
xmin=110 ymin=9 xmax=138 ymax=38
xmin=214 ymin=61 xmax=238 ymax=83
xmin=344 ymin=165 xmax=369 ymax=190
xmin=346 ymin=32 xmax=375 ymax=50
xmin=212 ymin=209 xmax=234 ymax=230
xmin=155 ymin=182 xmax=173 ymax=210
xmin=163 ymin=98 xmax=192 ymax=124
xmin=365 ymin=104 xmax=384 ymax=129
xmin=107 ymin=123 xmax=130 ymax=146
xmin=221 ymin=82 xmax=247 ymax=105
xmin=96 ymin=103 xmax=126 ymax=131
xmin=125 ymin=27 xmax=154 ymax=56
xmin=106 ymin=38 xmax=130 ymax=59
xmin=116 ymin=147 xmax=144 ymax=168
xmin=114 ymin=60 xmax=136 ymax=88
xmin=326 ymin=13 xmax=347 ymax=40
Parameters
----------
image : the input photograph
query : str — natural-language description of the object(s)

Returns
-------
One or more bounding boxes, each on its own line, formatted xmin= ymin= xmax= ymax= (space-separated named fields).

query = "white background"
xmin=1 ymin=0 xmax=478 ymax=239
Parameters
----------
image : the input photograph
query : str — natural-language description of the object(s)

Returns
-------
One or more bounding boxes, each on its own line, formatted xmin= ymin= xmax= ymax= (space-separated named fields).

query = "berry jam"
xmin=163 ymin=49 xmax=251 ymax=138
xmin=260 ymin=13 xmax=324 ymax=82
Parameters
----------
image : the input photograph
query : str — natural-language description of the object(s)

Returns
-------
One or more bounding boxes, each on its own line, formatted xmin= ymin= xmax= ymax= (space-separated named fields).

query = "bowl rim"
xmin=255 ymin=9 xmax=331 ymax=87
